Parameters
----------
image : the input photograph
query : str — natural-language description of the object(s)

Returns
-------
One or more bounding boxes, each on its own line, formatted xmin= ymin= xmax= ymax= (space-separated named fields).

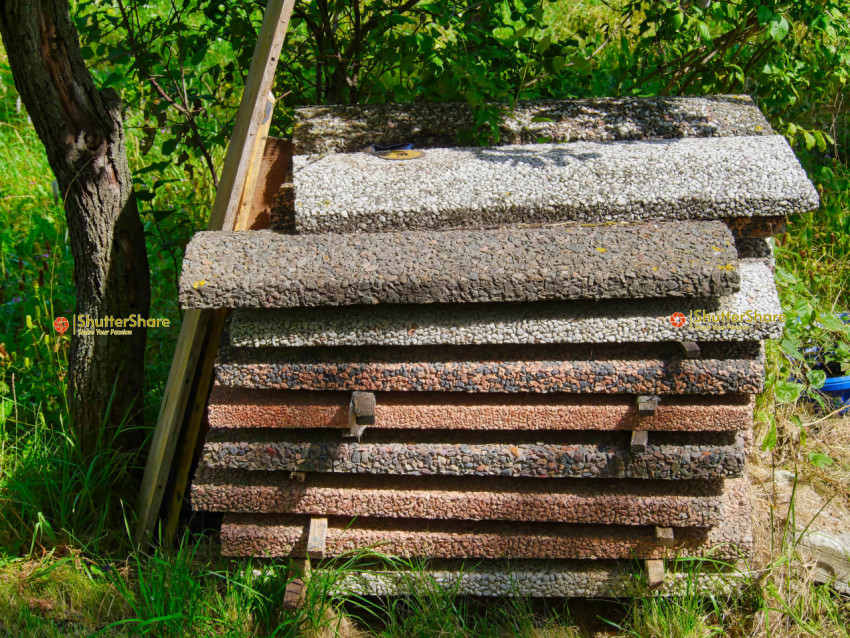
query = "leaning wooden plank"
xmin=134 ymin=0 xmax=297 ymax=545
xmin=162 ymin=308 xmax=228 ymax=543
xmin=247 ymin=137 xmax=292 ymax=230
xmin=211 ymin=0 xmax=296 ymax=231
xmin=134 ymin=308 xmax=208 ymax=544
xmin=235 ymin=92 xmax=276 ymax=231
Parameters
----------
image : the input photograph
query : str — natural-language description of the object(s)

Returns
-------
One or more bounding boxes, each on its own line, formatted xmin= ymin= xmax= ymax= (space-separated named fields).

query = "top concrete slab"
xmin=292 ymin=95 xmax=773 ymax=154
xmin=293 ymin=136 xmax=818 ymax=234
xmin=179 ymin=221 xmax=738 ymax=309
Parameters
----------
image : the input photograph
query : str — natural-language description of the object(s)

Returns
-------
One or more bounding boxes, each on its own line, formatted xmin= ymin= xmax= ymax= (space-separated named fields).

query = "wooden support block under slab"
xmin=646 ymin=559 xmax=665 ymax=588
xmin=282 ymin=558 xmax=309 ymax=610
xmin=655 ymin=526 xmax=676 ymax=547
xmin=630 ymin=430 xmax=649 ymax=454
xmin=679 ymin=341 xmax=700 ymax=359
xmin=637 ymin=395 xmax=661 ymax=418
xmin=348 ymin=391 xmax=375 ymax=437
xmin=306 ymin=517 xmax=328 ymax=560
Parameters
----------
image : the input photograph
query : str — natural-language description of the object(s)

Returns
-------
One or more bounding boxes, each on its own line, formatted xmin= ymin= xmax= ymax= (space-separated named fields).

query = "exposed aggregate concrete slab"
xmin=326 ymin=559 xmax=744 ymax=597
xmin=219 ymin=493 xmax=751 ymax=559
xmin=229 ymin=260 xmax=780 ymax=348
xmin=214 ymin=341 xmax=765 ymax=395
xmin=291 ymin=95 xmax=773 ymax=154
xmin=179 ymin=221 xmax=740 ymax=309
xmin=215 ymin=480 xmax=751 ymax=560
xmin=192 ymin=470 xmax=732 ymax=526
xmin=200 ymin=429 xmax=745 ymax=479
xmin=293 ymin=137 xmax=818 ymax=234
xmin=207 ymin=388 xmax=754 ymax=432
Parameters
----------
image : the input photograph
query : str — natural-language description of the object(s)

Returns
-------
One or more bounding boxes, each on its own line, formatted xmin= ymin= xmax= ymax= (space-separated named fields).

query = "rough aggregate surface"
xmin=327 ymin=559 xmax=744 ymax=597
xmin=291 ymin=95 xmax=773 ymax=154
xmin=179 ymin=222 xmax=740 ymax=309
xmin=219 ymin=488 xmax=752 ymax=558
xmin=213 ymin=341 xmax=765 ymax=395
xmin=200 ymin=429 xmax=746 ymax=479
xmin=229 ymin=259 xmax=780 ymax=348
xmin=191 ymin=469 xmax=732 ymax=526
xmin=293 ymin=137 xmax=818 ymax=234
xmin=207 ymin=387 xmax=754 ymax=432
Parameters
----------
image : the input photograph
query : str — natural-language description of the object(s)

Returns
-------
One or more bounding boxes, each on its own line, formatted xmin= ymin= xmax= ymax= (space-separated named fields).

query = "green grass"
xmin=2 ymin=1 xmax=850 ymax=635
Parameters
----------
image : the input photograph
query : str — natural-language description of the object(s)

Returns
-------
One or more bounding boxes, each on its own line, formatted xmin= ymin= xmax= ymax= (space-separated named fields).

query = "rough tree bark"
xmin=0 ymin=0 xmax=151 ymax=453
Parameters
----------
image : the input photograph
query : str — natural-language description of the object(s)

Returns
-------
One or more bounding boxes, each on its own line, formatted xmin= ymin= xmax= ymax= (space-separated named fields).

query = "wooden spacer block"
xmin=289 ymin=471 xmax=306 ymax=482
xmin=347 ymin=391 xmax=376 ymax=437
xmin=679 ymin=341 xmax=701 ymax=359
xmin=306 ymin=517 xmax=328 ymax=560
xmin=655 ymin=526 xmax=675 ymax=547
xmin=637 ymin=395 xmax=661 ymax=418
xmin=645 ymin=559 xmax=665 ymax=589
xmin=282 ymin=558 xmax=309 ymax=610
xmin=630 ymin=430 xmax=649 ymax=454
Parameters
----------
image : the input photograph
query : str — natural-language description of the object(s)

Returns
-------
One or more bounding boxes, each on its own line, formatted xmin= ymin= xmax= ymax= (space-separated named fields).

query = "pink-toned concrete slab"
xmin=219 ymin=478 xmax=751 ymax=559
xmin=208 ymin=387 xmax=754 ymax=432
xmin=192 ymin=470 xmax=731 ymax=527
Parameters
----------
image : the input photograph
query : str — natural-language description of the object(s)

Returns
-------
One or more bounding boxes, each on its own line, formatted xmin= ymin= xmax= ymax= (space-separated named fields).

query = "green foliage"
xmin=1 ymin=0 xmax=850 ymax=635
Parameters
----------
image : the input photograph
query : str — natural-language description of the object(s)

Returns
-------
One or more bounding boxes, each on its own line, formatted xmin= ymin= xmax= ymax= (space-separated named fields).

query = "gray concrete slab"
xmin=229 ymin=259 xmax=780 ymax=348
xmin=293 ymin=136 xmax=817 ymax=234
xmin=292 ymin=95 xmax=773 ymax=154
xmin=179 ymin=221 xmax=739 ymax=309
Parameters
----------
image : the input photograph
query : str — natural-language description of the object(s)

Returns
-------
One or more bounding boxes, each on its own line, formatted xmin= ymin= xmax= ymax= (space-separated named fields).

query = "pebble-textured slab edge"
xmin=291 ymin=95 xmax=773 ymax=154
xmin=219 ymin=488 xmax=751 ymax=559
xmin=229 ymin=260 xmax=781 ymax=348
xmin=207 ymin=387 xmax=754 ymax=432
xmin=324 ymin=559 xmax=746 ymax=598
xmin=179 ymin=221 xmax=740 ymax=309
xmin=293 ymin=137 xmax=818 ymax=234
xmin=192 ymin=469 xmax=732 ymax=527
xmin=214 ymin=341 xmax=765 ymax=395
xmin=200 ymin=430 xmax=746 ymax=480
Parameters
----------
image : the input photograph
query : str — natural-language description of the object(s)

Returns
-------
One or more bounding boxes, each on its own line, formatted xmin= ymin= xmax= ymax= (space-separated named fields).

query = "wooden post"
xmin=655 ymin=526 xmax=675 ymax=547
xmin=679 ymin=341 xmax=700 ymax=359
xmin=283 ymin=558 xmax=309 ymax=610
xmin=134 ymin=0 xmax=297 ymax=546
xmin=646 ymin=559 xmax=665 ymax=588
xmin=348 ymin=391 xmax=376 ymax=437
xmin=636 ymin=395 xmax=660 ymax=418
xmin=306 ymin=517 xmax=329 ymax=560
xmin=630 ymin=430 xmax=649 ymax=454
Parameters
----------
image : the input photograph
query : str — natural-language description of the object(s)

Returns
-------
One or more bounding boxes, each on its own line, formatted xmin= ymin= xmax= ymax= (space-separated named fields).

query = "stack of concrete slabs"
xmin=180 ymin=95 xmax=817 ymax=596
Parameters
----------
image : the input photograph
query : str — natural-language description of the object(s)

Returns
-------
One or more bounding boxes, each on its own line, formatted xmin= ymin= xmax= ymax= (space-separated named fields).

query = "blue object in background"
xmin=804 ymin=312 xmax=850 ymax=414
xmin=821 ymin=375 xmax=850 ymax=414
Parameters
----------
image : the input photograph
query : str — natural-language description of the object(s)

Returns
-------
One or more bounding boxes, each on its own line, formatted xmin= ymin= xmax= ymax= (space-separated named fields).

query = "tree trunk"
xmin=0 ymin=0 xmax=151 ymax=454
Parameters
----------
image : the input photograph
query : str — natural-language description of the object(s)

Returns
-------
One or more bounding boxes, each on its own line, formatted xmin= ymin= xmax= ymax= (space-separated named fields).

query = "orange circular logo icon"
xmin=53 ymin=316 xmax=69 ymax=334
xmin=670 ymin=312 xmax=687 ymax=328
